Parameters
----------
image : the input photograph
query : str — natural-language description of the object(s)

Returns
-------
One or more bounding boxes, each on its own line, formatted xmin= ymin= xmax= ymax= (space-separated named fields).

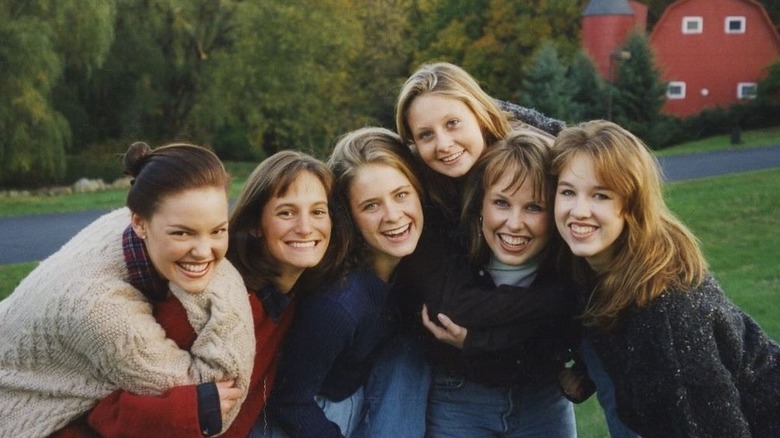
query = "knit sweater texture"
xmin=0 ymin=208 xmax=255 ymax=438
xmin=495 ymin=99 xmax=566 ymax=136
xmin=398 ymin=208 xmax=579 ymax=388
xmin=589 ymin=274 xmax=780 ymax=438
xmin=54 ymin=289 xmax=299 ymax=438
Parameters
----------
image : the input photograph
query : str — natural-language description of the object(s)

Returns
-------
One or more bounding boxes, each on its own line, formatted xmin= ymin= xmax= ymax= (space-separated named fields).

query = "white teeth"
xmin=383 ymin=224 xmax=410 ymax=237
xmin=499 ymin=234 xmax=530 ymax=247
xmin=571 ymin=224 xmax=597 ymax=234
xmin=441 ymin=150 xmax=464 ymax=163
xmin=289 ymin=241 xmax=316 ymax=248
xmin=179 ymin=262 xmax=208 ymax=273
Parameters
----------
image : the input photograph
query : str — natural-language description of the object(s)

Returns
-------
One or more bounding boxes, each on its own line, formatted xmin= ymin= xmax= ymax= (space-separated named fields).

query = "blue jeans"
xmin=353 ymin=333 xmax=431 ymax=438
xmin=579 ymin=337 xmax=642 ymax=438
xmin=249 ymin=388 xmax=365 ymax=437
xmin=426 ymin=371 xmax=576 ymax=438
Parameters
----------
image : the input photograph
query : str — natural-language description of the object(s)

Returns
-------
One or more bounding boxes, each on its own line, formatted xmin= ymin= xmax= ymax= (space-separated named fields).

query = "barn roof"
xmin=583 ymin=0 xmax=634 ymax=16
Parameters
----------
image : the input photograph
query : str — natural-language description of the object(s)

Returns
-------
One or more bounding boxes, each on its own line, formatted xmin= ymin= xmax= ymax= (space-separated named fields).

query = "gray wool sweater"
xmin=589 ymin=274 xmax=780 ymax=438
xmin=495 ymin=99 xmax=566 ymax=136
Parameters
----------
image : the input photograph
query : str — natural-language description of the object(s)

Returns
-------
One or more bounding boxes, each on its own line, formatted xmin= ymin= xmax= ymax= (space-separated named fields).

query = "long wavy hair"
xmin=395 ymin=62 xmax=514 ymax=220
xmin=550 ymin=120 xmax=707 ymax=330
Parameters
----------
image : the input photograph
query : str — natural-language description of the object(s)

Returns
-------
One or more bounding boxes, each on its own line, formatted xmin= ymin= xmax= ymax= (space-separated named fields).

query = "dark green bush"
xmin=64 ymin=153 xmax=125 ymax=185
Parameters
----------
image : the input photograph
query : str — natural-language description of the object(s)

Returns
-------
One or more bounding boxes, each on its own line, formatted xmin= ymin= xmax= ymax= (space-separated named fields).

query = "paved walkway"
xmin=658 ymin=144 xmax=780 ymax=182
xmin=2 ymin=145 xmax=780 ymax=265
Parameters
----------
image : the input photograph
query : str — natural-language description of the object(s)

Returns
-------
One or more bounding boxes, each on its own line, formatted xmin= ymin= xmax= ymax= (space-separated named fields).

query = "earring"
xmin=478 ymin=216 xmax=483 ymax=238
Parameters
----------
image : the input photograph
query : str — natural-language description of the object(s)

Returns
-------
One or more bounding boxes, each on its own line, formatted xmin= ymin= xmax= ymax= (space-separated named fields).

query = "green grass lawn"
xmin=666 ymin=169 xmax=780 ymax=338
xmin=655 ymin=125 xmax=780 ymax=156
xmin=0 ymin=161 xmax=259 ymax=218
xmin=0 ymin=262 xmax=38 ymax=298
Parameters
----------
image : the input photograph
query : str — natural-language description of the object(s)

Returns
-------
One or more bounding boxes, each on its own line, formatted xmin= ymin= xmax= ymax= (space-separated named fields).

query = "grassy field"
xmin=654 ymin=125 xmax=780 ymax=156
xmin=1 ymin=129 xmax=779 ymax=437
xmin=0 ymin=161 xmax=259 ymax=218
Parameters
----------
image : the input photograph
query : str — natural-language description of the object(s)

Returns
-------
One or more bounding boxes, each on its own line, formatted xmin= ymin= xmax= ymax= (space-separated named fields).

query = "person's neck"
xmin=372 ymin=255 xmax=400 ymax=283
xmin=585 ymin=249 xmax=615 ymax=275
xmin=276 ymin=269 xmax=304 ymax=294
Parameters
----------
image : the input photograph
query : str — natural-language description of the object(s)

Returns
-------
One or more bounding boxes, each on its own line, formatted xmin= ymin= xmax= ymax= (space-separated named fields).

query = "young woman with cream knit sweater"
xmin=0 ymin=142 xmax=256 ymax=437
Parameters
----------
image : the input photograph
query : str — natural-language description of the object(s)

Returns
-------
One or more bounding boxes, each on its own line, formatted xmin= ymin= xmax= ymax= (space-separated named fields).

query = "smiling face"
xmin=554 ymin=153 xmax=626 ymax=273
xmin=481 ymin=174 xmax=550 ymax=266
xmin=131 ymin=187 xmax=229 ymax=294
xmin=259 ymin=171 xmax=331 ymax=291
xmin=349 ymin=164 xmax=423 ymax=281
xmin=406 ymin=93 xmax=486 ymax=178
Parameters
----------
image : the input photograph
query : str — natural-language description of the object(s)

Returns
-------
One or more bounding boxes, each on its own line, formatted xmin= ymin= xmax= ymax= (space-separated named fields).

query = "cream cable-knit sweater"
xmin=0 ymin=208 xmax=256 ymax=437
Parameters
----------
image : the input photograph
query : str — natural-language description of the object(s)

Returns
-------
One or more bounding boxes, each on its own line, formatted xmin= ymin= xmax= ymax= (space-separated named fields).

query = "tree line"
xmin=1 ymin=0 xmax=778 ymax=187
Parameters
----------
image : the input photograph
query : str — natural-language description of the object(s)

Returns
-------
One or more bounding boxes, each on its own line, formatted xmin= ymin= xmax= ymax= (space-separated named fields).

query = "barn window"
xmin=737 ymin=83 xmax=757 ymax=99
xmin=682 ymin=17 xmax=703 ymax=34
xmin=725 ymin=16 xmax=746 ymax=34
xmin=667 ymin=82 xmax=686 ymax=99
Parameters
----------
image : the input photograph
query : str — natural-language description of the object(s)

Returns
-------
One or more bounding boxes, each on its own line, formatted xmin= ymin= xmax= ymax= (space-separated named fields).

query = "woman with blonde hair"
xmin=389 ymin=62 xmax=587 ymax=436
xmin=418 ymin=131 xmax=579 ymax=437
xmin=396 ymin=61 xmax=563 ymax=221
xmin=552 ymin=120 xmax=780 ymax=437
xmin=394 ymin=61 xmax=570 ymax=329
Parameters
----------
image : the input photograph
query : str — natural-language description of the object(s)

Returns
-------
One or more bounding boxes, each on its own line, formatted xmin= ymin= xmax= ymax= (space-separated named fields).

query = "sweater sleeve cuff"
xmin=461 ymin=328 xmax=490 ymax=355
xmin=197 ymin=382 xmax=222 ymax=436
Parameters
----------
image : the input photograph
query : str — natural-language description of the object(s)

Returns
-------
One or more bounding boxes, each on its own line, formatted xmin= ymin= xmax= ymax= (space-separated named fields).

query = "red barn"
xmin=582 ymin=0 xmax=780 ymax=117
xmin=650 ymin=0 xmax=780 ymax=116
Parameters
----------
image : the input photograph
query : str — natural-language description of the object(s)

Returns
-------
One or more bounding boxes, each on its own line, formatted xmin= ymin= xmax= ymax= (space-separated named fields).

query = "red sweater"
xmin=52 ymin=291 xmax=297 ymax=438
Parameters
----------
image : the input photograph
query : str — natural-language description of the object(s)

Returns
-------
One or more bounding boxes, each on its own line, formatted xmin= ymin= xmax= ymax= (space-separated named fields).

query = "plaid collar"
xmin=122 ymin=225 xmax=169 ymax=301
xmin=256 ymin=284 xmax=294 ymax=324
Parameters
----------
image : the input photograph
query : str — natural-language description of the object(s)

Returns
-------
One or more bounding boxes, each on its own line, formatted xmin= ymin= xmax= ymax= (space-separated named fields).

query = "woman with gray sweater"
xmin=551 ymin=120 xmax=780 ymax=438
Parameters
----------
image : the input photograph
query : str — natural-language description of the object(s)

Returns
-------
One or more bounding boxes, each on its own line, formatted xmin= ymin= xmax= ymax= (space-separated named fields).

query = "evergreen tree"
xmin=757 ymin=59 xmax=780 ymax=104
xmin=567 ymin=50 xmax=609 ymax=123
xmin=519 ymin=42 xmax=573 ymax=122
xmin=409 ymin=0 xmax=586 ymax=102
xmin=612 ymin=32 xmax=667 ymax=146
